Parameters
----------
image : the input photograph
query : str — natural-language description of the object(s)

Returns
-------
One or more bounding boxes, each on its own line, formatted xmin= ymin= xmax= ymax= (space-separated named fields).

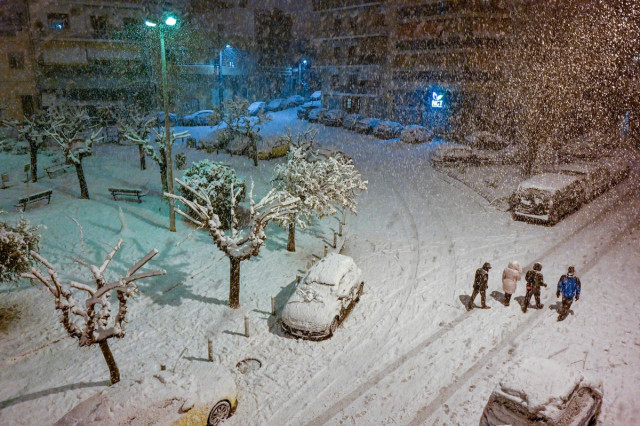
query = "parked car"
xmin=551 ymin=162 xmax=629 ymax=201
xmin=285 ymin=95 xmax=305 ymax=108
xmin=559 ymin=131 xmax=618 ymax=162
xmin=56 ymin=365 xmax=238 ymax=426
xmin=464 ymin=130 xmax=509 ymax=150
xmin=297 ymin=102 xmax=321 ymax=120
xmin=152 ymin=111 xmax=178 ymax=126
xmin=400 ymin=125 xmax=433 ymax=144
xmin=309 ymin=90 xmax=322 ymax=101
xmin=374 ymin=120 xmax=404 ymax=139
xmin=473 ymin=143 xmax=526 ymax=165
xmin=181 ymin=110 xmax=216 ymax=126
xmin=321 ymin=109 xmax=347 ymax=127
xmin=280 ymin=253 xmax=364 ymax=340
xmin=511 ymin=170 xmax=587 ymax=224
xmin=431 ymin=143 xmax=476 ymax=164
xmin=353 ymin=117 xmax=380 ymax=134
xmin=480 ymin=357 xmax=602 ymax=426
xmin=247 ymin=101 xmax=266 ymax=116
xmin=266 ymin=98 xmax=286 ymax=112
xmin=342 ymin=113 xmax=363 ymax=130
xmin=307 ymin=107 xmax=328 ymax=123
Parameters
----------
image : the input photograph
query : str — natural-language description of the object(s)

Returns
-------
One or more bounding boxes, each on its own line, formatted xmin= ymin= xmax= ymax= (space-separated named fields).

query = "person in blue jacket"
xmin=556 ymin=266 xmax=581 ymax=321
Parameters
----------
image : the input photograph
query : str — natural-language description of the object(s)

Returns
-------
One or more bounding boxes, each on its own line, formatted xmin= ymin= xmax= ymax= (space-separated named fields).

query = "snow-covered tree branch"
xmin=23 ymin=240 xmax=166 ymax=384
xmin=2 ymin=111 xmax=48 ymax=182
xmin=121 ymin=109 xmax=157 ymax=170
xmin=166 ymin=178 xmax=298 ymax=308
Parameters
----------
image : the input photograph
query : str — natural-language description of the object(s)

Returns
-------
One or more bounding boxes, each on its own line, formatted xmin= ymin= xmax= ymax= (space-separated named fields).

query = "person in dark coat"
xmin=556 ymin=265 xmax=581 ymax=321
xmin=522 ymin=262 xmax=547 ymax=313
xmin=467 ymin=262 xmax=492 ymax=310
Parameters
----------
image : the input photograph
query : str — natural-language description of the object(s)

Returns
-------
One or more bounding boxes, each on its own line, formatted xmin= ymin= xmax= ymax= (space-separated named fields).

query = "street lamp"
xmin=145 ymin=14 xmax=178 ymax=232
xmin=219 ymin=44 xmax=232 ymax=106
xmin=298 ymin=59 xmax=309 ymax=95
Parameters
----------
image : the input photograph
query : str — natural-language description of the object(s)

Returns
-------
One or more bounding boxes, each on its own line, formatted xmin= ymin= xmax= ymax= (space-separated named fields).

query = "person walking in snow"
xmin=502 ymin=261 xmax=522 ymax=306
xmin=556 ymin=266 xmax=581 ymax=321
xmin=467 ymin=262 xmax=492 ymax=310
xmin=522 ymin=262 xmax=547 ymax=313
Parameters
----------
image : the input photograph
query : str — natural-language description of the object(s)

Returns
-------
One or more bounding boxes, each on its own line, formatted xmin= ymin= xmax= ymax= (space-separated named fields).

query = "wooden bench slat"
xmin=16 ymin=189 xmax=52 ymax=211
xmin=108 ymin=188 xmax=144 ymax=203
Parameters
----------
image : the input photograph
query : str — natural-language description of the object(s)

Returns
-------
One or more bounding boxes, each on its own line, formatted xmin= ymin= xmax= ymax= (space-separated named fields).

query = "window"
xmin=334 ymin=18 xmax=342 ymax=33
xmin=334 ymin=46 xmax=340 ymax=59
xmin=90 ymin=16 xmax=108 ymax=38
xmin=47 ymin=13 xmax=69 ymax=30
xmin=8 ymin=52 xmax=25 ymax=69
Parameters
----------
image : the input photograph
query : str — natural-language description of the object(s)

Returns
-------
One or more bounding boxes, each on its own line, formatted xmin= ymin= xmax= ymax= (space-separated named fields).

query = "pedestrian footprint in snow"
xmin=467 ymin=262 xmax=492 ymax=310
xmin=502 ymin=261 xmax=522 ymax=307
xmin=556 ymin=266 xmax=581 ymax=321
xmin=522 ymin=262 xmax=547 ymax=313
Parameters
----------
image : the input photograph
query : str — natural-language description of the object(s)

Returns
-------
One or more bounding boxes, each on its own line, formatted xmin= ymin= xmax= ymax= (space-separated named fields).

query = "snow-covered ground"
xmin=1 ymin=108 xmax=639 ymax=425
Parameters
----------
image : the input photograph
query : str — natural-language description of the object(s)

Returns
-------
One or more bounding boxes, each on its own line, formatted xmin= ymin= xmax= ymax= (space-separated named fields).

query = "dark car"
xmin=374 ymin=120 xmax=404 ymax=139
xmin=308 ymin=107 xmax=328 ymax=123
xmin=321 ymin=109 xmax=347 ymax=127
xmin=342 ymin=113 xmax=363 ymax=130
xmin=285 ymin=95 xmax=305 ymax=108
xmin=353 ymin=117 xmax=380 ymax=134
xmin=152 ymin=111 xmax=178 ymax=126
xmin=181 ymin=110 xmax=216 ymax=126
xmin=266 ymin=98 xmax=286 ymax=112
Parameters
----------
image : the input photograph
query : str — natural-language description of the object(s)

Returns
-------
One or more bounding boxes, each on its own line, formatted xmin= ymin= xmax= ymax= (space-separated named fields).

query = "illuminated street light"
xmin=145 ymin=14 xmax=179 ymax=232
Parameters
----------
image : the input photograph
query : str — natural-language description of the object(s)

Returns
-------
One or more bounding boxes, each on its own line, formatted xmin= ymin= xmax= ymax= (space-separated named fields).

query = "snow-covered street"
xmin=1 ymin=110 xmax=639 ymax=425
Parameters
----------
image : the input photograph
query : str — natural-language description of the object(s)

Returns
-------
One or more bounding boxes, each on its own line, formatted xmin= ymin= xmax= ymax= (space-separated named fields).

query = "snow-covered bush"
xmin=178 ymin=160 xmax=246 ymax=229
xmin=175 ymin=152 xmax=187 ymax=170
xmin=0 ymin=213 xmax=40 ymax=283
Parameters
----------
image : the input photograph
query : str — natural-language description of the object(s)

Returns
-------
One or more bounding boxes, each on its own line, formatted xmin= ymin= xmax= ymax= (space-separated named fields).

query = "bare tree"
xmin=24 ymin=240 xmax=165 ymax=384
xmin=219 ymin=97 xmax=271 ymax=166
xmin=2 ymin=111 xmax=48 ymax=182
xmin=0 ymin=212 xmax=40 ymax=283
xmin=166 ymin=180 xmax=298 ymax=309
xmin=42 ymin=105 xmax=102 ymax=199
xmin=143 ymin=127 xmax=189 ymax=193
xmin=272 ymin=130 xmax=368 ymax=252
xmin=121 ymin=110 xmax=157 ymax=170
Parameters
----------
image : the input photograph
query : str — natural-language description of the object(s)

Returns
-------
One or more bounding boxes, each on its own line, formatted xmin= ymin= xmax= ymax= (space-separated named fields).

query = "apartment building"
xmin=0 ymin=0 xmax=37 ymax=120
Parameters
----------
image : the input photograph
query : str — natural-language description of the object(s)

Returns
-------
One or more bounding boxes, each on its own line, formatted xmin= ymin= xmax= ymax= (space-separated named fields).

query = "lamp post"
xmin=146 ymin=15 xmax=177 ymax=232
xmin=298 ymin=59 xmax=308 ymax=95
xmin=219 ymin=44 xmax=231 ymax=107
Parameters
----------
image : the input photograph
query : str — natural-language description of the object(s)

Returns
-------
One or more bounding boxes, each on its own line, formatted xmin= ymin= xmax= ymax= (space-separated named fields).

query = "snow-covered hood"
xmin=492 ymin=357 xmax=603 ymax=421
xmin=281 ymin=283 xmax=339 ymax=330
xmin=518 ymin=173 xmax=583 ymax=193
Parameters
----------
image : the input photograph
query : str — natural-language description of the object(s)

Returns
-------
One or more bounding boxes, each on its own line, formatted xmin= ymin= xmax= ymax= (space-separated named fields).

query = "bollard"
xmin=244 ymin=315 xmax=250 ymax=338
xmin=207 ymin=339 xmax=213 ymax=362
xmin=324 ymin=245 xmax=328 ymax=257
xmin=339 ymin=222 xmax=343 ymax=237
xmin=296 ymin=275 xmax=301 ymax=284
xmin=271 ymin=296 xmax=276 ymax=316
xmin=333 ymin=232 xmax=337 ymax=249
xmin=160 ymin=364 xmax=166 ymax=371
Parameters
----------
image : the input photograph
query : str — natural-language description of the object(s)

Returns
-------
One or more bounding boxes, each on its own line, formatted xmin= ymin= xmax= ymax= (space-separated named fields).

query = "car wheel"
xmin=355 ymin=282 xmax=364 ymax=302
xmin=208 ymin=400 xmax=232 ymax=426
xmin=329 ymin=316 xmax=339 ymax=337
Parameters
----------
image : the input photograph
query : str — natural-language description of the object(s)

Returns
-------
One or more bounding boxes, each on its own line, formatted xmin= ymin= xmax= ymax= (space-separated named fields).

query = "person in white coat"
xmin=502 ymin=261 xmax=522 ymax=306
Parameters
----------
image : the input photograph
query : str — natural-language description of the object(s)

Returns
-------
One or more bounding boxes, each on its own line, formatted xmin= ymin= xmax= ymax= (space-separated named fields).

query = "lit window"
xmin=47 ymin=13 xmax=69 ymax=30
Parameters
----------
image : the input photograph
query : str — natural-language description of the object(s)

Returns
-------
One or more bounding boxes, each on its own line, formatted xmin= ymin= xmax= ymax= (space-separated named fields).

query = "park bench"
xmin=45 ymin=161 xmax=72 ymax=178
xmin=108 ymin=187 xmax=144 ymax=203
xmin=16 ymin=189 xmax=53 ymax=211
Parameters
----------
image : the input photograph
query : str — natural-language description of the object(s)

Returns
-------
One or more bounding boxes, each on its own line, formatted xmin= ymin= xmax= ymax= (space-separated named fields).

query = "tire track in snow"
xmin=303 ymin=165 xmax=640 ymax=425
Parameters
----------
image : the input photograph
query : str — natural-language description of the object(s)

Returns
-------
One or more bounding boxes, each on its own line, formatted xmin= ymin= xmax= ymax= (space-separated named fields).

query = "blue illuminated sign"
xmin=431 ymin=91 xmax=444 ymax=109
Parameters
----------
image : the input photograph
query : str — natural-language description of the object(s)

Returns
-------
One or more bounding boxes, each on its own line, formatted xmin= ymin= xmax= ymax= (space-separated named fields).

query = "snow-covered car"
xmin=342 ymin=113 xmax=363 ymax=130
xmin=511 ymin=170 xmax=587 ymax=224
xmin=285 ymin=95 xmax=305 ymax=108
xmin=551 ymin=162 xmax=629 ymax=202
xmin=266 ymin=98 xmax=286 ymax=112
xmin=181 ymin=110 xmax=216 ymax=126
xmin=307 ymin=107 xmax=328 ymax=123
xmin=464 ymin=130 xmax=509 ymax=150
xmin=150 ymin=111 xmax=178 ymax=126
xmin=321 ymin=109 xmax=347 ymax=126
xmin=374 ymin=120 xmax=404 ymax=139
xmin=431 ymin=143 xmax=476 ymax=164
xmin=473 ymin=143 xmax=526 ymax=165
xmin=247 ymin=101 xmax=266 ymax=116
xmin=309 ymin=90 xmax=322 ymax=101
xmin=559 ymin=131 xmax=618 ymax=162
xmin=353 ymin=117 xmax=380 ymax=134
xmin=280 ymin=253 xmax=364 ymax=340
xmin=56 ymin=365 xmax=238 ymax=426
xmin=480 ymin=357 xmax=602 ymax=426
xmin=297 ymin=101 xmax=321 ymax=120
xmin=400 ymin=124 xmax=433 ymax=144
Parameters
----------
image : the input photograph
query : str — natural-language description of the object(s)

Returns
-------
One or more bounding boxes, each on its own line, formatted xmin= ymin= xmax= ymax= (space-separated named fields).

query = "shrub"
xmin=179 ymin=160 xmax=246 ymax=229
xmin=175 ymin=152 xmax=187 ymax=170
xmin=0 ymin=214 xmax=41 ymax=283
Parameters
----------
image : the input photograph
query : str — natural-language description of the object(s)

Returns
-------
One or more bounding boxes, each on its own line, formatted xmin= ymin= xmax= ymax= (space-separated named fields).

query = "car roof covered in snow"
xmin=492 ymin=357 xmax=602 ymax=420
xmin=305 ymin=253 xmax=356 ymax=286
xmin=518 ymin=172 xmax=583 ymax=192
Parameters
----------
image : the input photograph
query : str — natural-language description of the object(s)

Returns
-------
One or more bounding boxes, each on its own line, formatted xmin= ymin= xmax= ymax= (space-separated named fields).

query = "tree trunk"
xmin=29 ymin=140 xmax=38 ymax=182
xmin=138 ymin=145 xmax=146 ymax=170
xmin=99 ymin=340 xmax=120 ymax=385
xmin=159 ymin=162 xmax=168 ymax=192
xmin=287 ymin=222 xmax=296 ymax=252
xmin=252 ymin=137 xmax=258 ymax=167
xmin=74 ymin=163 xmax=90 ymax=199
xmin=229 ymin=257 xmax=241 ymax=309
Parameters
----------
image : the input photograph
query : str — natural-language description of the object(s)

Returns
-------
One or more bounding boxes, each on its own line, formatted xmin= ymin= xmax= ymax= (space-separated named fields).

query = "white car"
xmin=431 ymin=143 xmax=476 ymax=164
xmin=400 ymin=125 xmax=433 ymax=144
xmin=480 ymin=357 xmax=602 ymax=425
xmin=280 ymin=253 xmax=364 ymax=339
xmin=247 ymin=101 xmax=266 ymax=116
xmin=55 ymin=365 xmax=238 ymax=426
